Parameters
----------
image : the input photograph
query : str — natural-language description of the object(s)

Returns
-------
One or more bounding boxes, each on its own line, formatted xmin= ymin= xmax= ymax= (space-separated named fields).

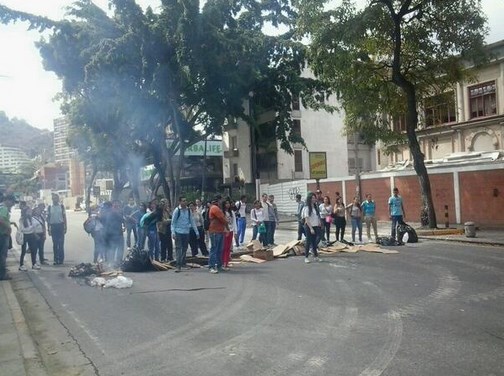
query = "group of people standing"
xmin=0 ymin=192 xmax=67 ymax=279
xmin=295 ymin=188 xmax=406 ymax=263
xmin=249 ymin=193 xmax=280 ymax=247
xmin=89 ymin=194 xmax=250 ymax=273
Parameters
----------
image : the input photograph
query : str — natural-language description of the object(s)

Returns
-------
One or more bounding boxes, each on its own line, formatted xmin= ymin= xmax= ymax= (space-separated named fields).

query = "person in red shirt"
xmin=208 ymin=195 xmax=228 ymax=274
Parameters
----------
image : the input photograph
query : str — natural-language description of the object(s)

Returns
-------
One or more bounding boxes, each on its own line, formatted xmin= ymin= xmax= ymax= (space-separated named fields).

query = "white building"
xmin=223 ymin=92 xmax=375 ymax=187
xmin=0 ymin=145 xmax=30 ymax=173
xmin=53 ymin=117 xmax=74 ymax=165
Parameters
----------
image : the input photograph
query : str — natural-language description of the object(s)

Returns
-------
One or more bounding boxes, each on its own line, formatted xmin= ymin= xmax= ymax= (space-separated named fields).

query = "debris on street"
xmin=319 ymin=242 xmax=399 ymax=255
xmin=239 ymin=255 xmax=266 ymax=263
xmin=68 ymin=263 xmax=103 ymax=277
xmin=103 ymin=276 xmax=133 ymax=289
xmin=121 ymin=247 xmax=155 ymax=272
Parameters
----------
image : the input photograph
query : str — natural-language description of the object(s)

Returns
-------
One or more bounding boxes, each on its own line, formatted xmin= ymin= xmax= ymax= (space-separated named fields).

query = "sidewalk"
xmin=276 ymin=215 xmax=504 ymax=247
xmin=0 ymin=250 xmax=48 ymax=376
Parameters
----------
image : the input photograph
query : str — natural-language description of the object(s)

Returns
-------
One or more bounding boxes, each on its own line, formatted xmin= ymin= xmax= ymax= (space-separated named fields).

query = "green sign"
xmin=166 ymin=140 xmax=223 ymax=156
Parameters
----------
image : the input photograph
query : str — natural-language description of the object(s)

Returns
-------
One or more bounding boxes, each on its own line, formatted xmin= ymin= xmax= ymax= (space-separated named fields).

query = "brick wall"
xmin=361 ymin=178 xmax=391 ymax=221
xmin=460 ymin=170 xmax=504 ymax=225
xmin=291 ymin=166 xmax=503 ymax=226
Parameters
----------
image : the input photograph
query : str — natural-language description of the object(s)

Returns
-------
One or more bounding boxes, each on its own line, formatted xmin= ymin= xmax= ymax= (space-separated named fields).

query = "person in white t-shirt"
xmin=250 ymin=200 xmax=266 ymax=246
xmin=302 ymin=192 xmax=322 ymax=264
xmin=235 ymin=195 xmax=247 ymax=246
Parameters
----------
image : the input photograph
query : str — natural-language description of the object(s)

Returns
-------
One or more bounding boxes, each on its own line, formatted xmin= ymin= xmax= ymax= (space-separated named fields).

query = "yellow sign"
xmin=309 ymin=152 xmax=327 ymax=180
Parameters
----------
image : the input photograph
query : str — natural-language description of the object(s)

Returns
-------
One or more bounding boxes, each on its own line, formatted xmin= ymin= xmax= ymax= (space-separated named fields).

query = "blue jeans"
xmin=174 ymin=232 xmax=189 ymax=268
xmin=304 ymin=225 xmax=320 ymax=257
xmin=237 ymin=217 xmax=246 ymax=244
xmin=297 ymin=221 xmax=305 ymax=241
xmin=146 ymin=229 xmax=159 ymax=260
xmin=50 ymin=223 xmax=65 ymax=264
xmin=0 ymin=234 xmax=9 ymax=280
xmin=126 ymin=224 xmax=137 ymax=248
xmin=209 ymin=233 xmax=224 ymax=269
xmin=351 ymin=217 xmax=362 ymax=242
xmin=264 ymin=221 xmax=274 ymax=245
xmin=391 ymin=215 xmax=404 ymax=240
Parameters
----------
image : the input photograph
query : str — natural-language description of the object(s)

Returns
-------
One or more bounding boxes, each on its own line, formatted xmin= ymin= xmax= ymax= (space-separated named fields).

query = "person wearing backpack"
xmin=171 ymin=196 xmax=199 ymax=272
xmin=18 ymin=206 xmax=40 ymax=271
xmin=47 ymin=193 xmax=67 ymax=265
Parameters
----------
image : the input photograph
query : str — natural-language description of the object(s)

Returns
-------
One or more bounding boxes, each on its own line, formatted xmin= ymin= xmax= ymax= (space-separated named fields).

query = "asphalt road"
xmin=11 ymin=210 xmax=504 ymax=376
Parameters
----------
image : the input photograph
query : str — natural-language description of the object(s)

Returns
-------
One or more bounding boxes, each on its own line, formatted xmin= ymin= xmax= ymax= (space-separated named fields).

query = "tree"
xmin=296 ymin=0 xmax=488 ymax=227
xmin=2 ymin=0 xmax=330 ymax=205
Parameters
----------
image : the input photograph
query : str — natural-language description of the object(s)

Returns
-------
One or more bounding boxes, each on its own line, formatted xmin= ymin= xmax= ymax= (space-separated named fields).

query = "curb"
xmin=418 ymin=236 xmax=504 ymax=247
xmin=416 ymin=229 xmax=465 ymax=236
xmin=2 ymin=274 xmax=48 ymax=376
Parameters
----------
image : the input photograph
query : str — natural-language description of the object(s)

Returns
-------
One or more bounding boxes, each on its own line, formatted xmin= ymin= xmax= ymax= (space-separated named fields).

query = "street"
xmin=9 ymin=210 xmax=504 ymax=376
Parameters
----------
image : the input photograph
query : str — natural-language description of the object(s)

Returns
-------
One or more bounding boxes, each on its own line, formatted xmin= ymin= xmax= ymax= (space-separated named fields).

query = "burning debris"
xmin=68 ymin=263 xmax=104 ymax=277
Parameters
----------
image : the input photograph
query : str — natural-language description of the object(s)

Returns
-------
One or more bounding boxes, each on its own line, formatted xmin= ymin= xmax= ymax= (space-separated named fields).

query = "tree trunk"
xmin=86 ymin=165 xmax=98 ymax=216
xmin=404 ymin=88 xmax=438 ymax=228
xmin=390 ymin=14 xmax=438 ymax=228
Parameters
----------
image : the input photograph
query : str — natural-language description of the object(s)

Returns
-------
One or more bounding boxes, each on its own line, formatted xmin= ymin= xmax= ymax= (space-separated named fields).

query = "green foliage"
xmin=296 ymin=0 xmax=488 ymax=143
xmin=1 ymin=0 xmax=331 ymax=203
xmin=296 ymin=0 xmax=488 ymax=227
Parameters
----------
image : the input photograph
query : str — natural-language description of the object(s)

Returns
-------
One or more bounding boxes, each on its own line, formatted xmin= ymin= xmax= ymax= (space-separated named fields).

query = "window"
xmin=424 ymin=92 xmax=456 ymax=127
xmin=392 ymin=114 xmax=407 ymax=132
xmin=232 ymin=163 xmax=239 ymax=178
xmin=231 ymin=136 xmax=238 ymax=150
xmin=294 ymin=150 xmax=303 ymax=172
xmin=291 ymin=120 xmax=301 ymax=137
xmin=292 ymin=96 xmax=300 ymax=111
xmin=469 ymin=81 xmax=497 ymax=119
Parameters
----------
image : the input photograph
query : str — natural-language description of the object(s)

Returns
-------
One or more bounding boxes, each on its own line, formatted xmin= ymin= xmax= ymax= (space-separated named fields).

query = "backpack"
xmin=47 ymin=204 xmax=66 ymax=224
xmin=397 ymin=223 xmax=418 ymax=243
xmin=173 ymin=207 xmax=191 ymax=221
xmin=83 ymin=216 xmax=97 ymax=234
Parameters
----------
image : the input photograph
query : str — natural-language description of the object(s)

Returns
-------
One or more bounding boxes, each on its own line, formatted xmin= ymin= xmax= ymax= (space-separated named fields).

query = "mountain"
xmin=0 ymin=111 xmax=53 ymax=160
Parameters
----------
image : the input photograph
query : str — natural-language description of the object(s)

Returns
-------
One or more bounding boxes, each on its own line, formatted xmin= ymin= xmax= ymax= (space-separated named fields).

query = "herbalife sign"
xmin=166 ymin=140 xmax=223 ymax=156
xmin=185 ymin=140 xmax=223 ymax=156
xmin=141 ymin=140 xmax=223 ymax=181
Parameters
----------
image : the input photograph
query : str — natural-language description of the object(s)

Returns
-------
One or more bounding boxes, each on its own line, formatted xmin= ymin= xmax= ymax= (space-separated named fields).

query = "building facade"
xmin=0 ymin=145 xmax=30 ymax=173
xmin=380 ymin=40 xmax=504 ymax=167
xmin=223 ymin=93 xmax=376 ymax=188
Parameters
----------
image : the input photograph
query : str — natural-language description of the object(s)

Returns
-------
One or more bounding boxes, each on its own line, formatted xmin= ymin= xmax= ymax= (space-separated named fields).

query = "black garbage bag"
xmin=376 ymin=236 xmax=403 ymax=246
xmin=397 ymin=222 xmax=418 ymax=243
xmin=121 ymin=247 xmax=155 ymax=272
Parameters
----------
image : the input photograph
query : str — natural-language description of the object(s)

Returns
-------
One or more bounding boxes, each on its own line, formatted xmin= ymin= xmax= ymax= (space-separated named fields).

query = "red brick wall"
xmin=429 ymin=174 xmax=456 ymax=227
xmin=460 ymin=170 xmax=504 ymax=225
xmin=305 ymin=167 xmax=503 ymax=226
xmin=308 ymin=181 xmax=342 ymax=204
xmin=393 ymin=176 xmax=422 ymax=222
xmin=361 ymin=178 xmax=391 ymax=221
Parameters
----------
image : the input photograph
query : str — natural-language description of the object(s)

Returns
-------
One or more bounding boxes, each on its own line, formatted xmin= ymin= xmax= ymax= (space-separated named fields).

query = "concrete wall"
xmin=261 ymin=163 xmax=504 ymax=226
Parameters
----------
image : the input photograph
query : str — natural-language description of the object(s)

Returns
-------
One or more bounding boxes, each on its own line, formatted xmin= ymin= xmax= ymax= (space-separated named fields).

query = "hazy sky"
xmin=0 ymin=0 xmax=503 ymax=131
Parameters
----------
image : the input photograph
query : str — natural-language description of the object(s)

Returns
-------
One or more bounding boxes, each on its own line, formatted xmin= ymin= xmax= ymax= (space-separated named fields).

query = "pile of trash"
xmin=121 ymin=247 xmax=155 ymax=272
xmin=69 ymin=263 xmax=133 ymax=289
xmin=89 ymin=275 xmax=133 ymax=289
xmin=68 ymin=263 xmax=103 ymax=277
